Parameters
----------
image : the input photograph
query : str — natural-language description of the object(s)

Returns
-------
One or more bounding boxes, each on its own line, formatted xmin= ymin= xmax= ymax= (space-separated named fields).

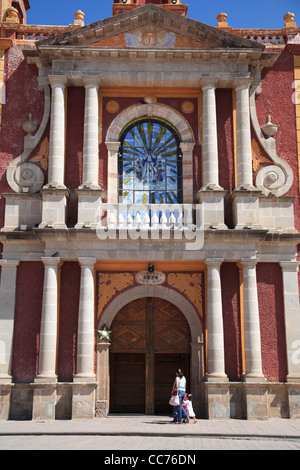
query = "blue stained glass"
xmin=119 ymin=118 xmax=182 ymax=204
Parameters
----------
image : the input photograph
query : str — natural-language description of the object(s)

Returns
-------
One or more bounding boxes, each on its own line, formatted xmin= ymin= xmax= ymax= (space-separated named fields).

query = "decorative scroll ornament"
xmin=6 ymin=85 xmax=51 ymax=194
xmin=167 ymin=272 xmax=203 ymax=318
xmin=250 ymin=88 xmax=293 ymax=196
xmin=252 ymin=138 xmax=271 ymax=172
xmin=97 ymin=272 xmax=134 ymax=318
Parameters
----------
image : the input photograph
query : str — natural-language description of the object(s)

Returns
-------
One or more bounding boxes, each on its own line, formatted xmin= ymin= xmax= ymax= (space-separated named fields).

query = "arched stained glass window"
xmin=118 ymin=117 xmax=182 ymax=204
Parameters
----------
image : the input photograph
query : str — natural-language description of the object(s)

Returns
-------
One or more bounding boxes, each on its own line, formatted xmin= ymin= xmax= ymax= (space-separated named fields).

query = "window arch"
xmin=118 ymin=117 xmax=183 ymax=204
xmin=105 ymin=103 xmax=195 ymax=204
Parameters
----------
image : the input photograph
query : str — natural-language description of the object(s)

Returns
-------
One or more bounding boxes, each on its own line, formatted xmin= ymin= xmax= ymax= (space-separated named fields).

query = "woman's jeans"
xmin=173 ymin=390 xmax=187 ymax=422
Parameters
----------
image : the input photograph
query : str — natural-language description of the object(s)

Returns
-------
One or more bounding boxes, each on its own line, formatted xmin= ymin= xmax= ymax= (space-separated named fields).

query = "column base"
xmin=73 ymin=374 xmax=96 ymax=383
xmin=34 ymin=374 xmax=58 ymax=384
xmin=242 ymin=373 xmax=267 ymax=383
xmin=205 ymin=373 xmax=229 ymax=383
xmin=0 ymin=375 xmax=13 ymax=384
xmin=286 ymin=374 xmax=300 ymax=384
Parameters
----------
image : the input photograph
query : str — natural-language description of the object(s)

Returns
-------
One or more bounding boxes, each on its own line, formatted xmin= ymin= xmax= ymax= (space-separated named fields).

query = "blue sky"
xmin=26 ymin=0 xmax=300 ymax=30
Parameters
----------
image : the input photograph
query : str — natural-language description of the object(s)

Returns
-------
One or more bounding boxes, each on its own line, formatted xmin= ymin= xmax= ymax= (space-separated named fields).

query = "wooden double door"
xmin=109 ymin=297 xmax=191 ymax=414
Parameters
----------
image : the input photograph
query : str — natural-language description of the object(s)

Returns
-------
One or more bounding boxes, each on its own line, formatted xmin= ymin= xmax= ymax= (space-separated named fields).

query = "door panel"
xmin=154 ymin=353 xmax=190 ymax=414
xmin=110 ymin=353 xmax=145 ymax=413
xmin=109 ymin=298 xmax=191 ymax=414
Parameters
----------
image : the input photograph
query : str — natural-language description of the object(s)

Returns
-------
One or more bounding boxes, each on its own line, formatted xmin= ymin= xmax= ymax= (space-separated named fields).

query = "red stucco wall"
xmin=12 ymin=261 xmax=44 ymax=383
xmin=257 ymin=263 xmax=287 ymax=382
xmin=221 ymin=262 xmax=242 ymax=381
xmin=57 ymin=261 xmax=81 ymax=382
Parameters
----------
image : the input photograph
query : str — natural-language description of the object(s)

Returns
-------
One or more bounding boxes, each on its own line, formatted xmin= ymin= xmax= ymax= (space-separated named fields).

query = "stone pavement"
xmin=1 ymin=414 xmax=300 ymax=440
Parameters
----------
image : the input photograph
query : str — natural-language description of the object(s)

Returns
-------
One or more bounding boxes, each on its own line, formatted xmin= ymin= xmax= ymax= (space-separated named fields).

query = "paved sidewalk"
xmin=1 ymin=415 xmax=300 ymax=440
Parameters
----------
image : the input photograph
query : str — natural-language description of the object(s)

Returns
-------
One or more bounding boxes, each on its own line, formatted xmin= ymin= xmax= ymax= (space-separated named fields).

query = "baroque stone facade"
xmin=0 ymin=0 xmax=300 ymax=420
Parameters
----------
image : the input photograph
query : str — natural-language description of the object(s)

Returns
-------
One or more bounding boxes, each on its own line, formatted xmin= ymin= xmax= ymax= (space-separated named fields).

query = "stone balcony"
xmin=0 ymin=191 xmax=297 ymax=236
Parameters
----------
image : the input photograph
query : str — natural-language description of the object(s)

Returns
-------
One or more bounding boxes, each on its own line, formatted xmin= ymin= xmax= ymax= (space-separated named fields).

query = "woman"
xmin=172 ymin=369 xmax=187 ymax=424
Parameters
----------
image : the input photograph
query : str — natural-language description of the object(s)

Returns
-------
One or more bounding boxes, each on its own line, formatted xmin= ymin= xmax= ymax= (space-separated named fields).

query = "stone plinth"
xmin=72 ymin=383 xmax=97 ymax=419
xmin=32 ymin=383 xmax=57 ymax=420
xmin=203 ymin=382 xmax=230 ymax=419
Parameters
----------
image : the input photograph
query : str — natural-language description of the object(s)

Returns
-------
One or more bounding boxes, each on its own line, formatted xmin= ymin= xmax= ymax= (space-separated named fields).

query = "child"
xmin=183 ymin=394 xmax=197 ymax=423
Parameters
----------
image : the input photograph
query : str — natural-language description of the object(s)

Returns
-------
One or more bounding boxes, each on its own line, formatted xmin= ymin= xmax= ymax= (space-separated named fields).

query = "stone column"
xmin=201 ymin=83 xmax=220 ymax=189
xmin=0 ymin=260 xmax=20 ymax=383
xmin=81 ymin=78 xmax=100 ymax=189
xmin=35 ymin=257 xmax=61 ymax=383
xmin=76 ymin=80 xmax=103 ymax=228
xmin=46 ymin=76 xmax=67 ymax=189
xmin=106 ymin=141 xmax=120 ymax=203
xmin=198 ymin=83 xmax=226 ymax=229
xmin=240 ymin=259 xmax=265 ymax=382
xmin=205 ymin=258 xmax=228 ymax=382
xmin=280 ymin=261 xmax=300 ymax=383
xmin=235 ymin=81 xmax=254 ymax=189
xmin=180 ymin=142 xmax=195 ymax=204
xmin=74 ymin=258 xmax=97 ymax=382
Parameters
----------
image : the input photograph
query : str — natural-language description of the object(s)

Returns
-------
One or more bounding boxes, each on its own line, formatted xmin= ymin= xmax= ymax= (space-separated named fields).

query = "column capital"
xmin=239 ymin=258 xmax=258 ymax=268
xmin=201 ymin=79 xmax=218 ymax=90
xmin=205 ymin=258 xmax=224 ymax=268
xmin=83 ymin=77 xmax=100 ymax=88
xmin=41 ymin=256 xmax=62 ymax=267
xmin=280 ymin=260 xmax=300 ymax=271
xmin=0 ymin=259 xmax=20 ymax=269
xmin=180 ymin=142 xmax=195 ymax=152
xmin=48 ymin=75 xmax=67 ymax=88
xmin=106 ymin=141 xmax=120 ymax=152
xmin=234 ymin=78 xmax=253 ymax=90
xmin=78 ymin=257 xmax=97 ymax=267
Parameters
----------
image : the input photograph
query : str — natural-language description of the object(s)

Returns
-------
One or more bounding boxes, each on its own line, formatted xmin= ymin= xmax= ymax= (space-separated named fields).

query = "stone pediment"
xmin=36 ymin=4 xmax=264 ymax=52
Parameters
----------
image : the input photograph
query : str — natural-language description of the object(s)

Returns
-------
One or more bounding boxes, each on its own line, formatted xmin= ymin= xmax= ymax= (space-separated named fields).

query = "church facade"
xmin=1 ymin=0 xmax=300 ymax=420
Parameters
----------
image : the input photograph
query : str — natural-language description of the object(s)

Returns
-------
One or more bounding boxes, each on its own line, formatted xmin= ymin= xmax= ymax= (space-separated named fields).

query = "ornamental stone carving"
xmin=6 ymin=85 xmax=51 ymax=194
xmin=250 ymin=87 xmax=293 ymax=196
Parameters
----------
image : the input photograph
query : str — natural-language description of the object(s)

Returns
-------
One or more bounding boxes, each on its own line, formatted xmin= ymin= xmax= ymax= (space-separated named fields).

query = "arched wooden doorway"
xmin=109 ymin=297 xmax=191 ymax=414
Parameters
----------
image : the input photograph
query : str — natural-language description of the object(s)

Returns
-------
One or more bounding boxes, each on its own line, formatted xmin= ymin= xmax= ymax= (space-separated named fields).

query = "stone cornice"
xmin=35 ymin=46 xmax=266 ymax=61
